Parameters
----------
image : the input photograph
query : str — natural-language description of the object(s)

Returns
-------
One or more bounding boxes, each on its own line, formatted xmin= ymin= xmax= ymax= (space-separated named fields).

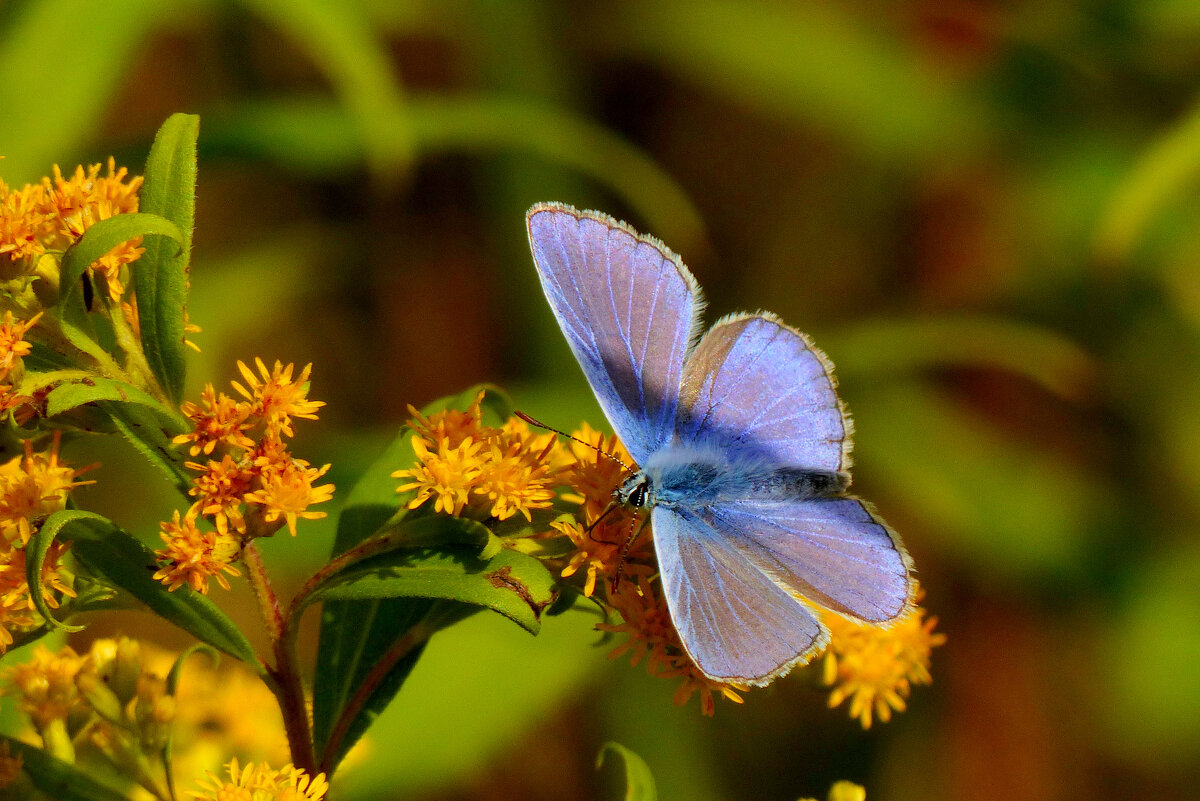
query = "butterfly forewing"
xmin=677 ymin=313 xmax=850 ymax=473
xmin=652 ymin=505 xmax=829 ymax=684
xmin=526 ymin=204 xmax=699 ymax=465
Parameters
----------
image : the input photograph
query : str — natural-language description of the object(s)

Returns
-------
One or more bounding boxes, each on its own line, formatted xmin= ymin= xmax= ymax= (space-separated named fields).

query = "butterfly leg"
xmin=612 ymin=513 xmax=651 ymax=594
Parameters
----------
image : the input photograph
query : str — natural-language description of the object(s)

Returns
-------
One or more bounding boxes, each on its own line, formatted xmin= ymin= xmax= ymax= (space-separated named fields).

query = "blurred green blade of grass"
xmin=234 ymin=0 xmax=415 ymax=181
xmin=1097 ymin=541 xmax=1200 ymax=768
xmin=204 ymin=96 xmax=707 ymax=255
xmin=1094 ymin=94 xmax=1200 ymax=263
xmin=827 ymin=315 xmax=1098 ymax=400
xmin=604 ymin=0 xmax=984 ymax=164
xmin=0 ymin=0 xmax=159 ymax=183
xmin=853 ymin=382 xmax=1111 ymax=581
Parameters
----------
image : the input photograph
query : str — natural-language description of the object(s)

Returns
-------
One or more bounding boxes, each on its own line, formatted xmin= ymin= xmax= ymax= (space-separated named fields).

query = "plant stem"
xmin=242 ymin=542 xmax=317 ymax=774
xmin=318 ymin=620 xmax=434 ymax=775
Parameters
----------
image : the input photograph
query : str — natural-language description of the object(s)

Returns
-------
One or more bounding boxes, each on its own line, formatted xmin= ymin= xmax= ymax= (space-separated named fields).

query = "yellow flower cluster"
xmin=0 ymin=638 xmax=314 ymax=797
xmin=0 ymin=434 xmax=89 ymax=652
xmin=0 ymin=158 xmax=143 ymax=302
xmin=1 ymin=638 xmax=173 ymax=775
xmin=821 ymin=587 xmax=946 ymax=728
xmin=393 ymin=391 xmax=561 ymax=522
xmin=194 ymin=758 xmax=328 ymax=801
xmin=0 ymin=309 xmax=40 ymax=420
xmin=155 ymin=359 xmax=333 ymax=594
xmin=391 ymin=398 xmax=944 ymax=721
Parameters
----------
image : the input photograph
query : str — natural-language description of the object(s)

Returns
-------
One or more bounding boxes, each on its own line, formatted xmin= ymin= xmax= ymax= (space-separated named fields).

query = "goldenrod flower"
xmin=0 ymin=310 xmax=39 ymax=372
xmin=193 ymin=759 xmax=329 ymax=801
xmin=821 ymin=588 xmax=945 ymax=728
xmin=0 ymin=180 xmax=48 ymax=267
xmin=396 ymin=435 xmax=486 ymax=516
xmin=800 ymin=780 xmax=867 ymax=801
xmin=232 ymin=359 xmax=324 ymax=438
xmin=243 ymin=459 xmax=334 ymax=537
xmin=2 ymin=645 xmax=85 ymax=729
xmin=186 ymin=454 xmax=254 ymax=535
xmin=0 ymin=433 xmax=91 ymax=547
xmin=175 ymin=384 xmax=255 ymax=456
xmin=153 ymin=511 xmax=241 ymax=594
xmin=394 ymin=393 xmax=565 ymax=521
xmin=473 ymin=419 xmax=559 ymax=521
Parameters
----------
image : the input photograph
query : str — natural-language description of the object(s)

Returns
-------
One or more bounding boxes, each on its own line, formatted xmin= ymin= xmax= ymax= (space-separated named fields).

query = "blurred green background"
xmin=4 ymin=0 xmax=1200 ymax=798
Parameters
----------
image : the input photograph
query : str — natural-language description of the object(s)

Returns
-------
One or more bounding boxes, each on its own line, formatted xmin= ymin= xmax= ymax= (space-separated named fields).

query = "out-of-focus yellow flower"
xmin=821 ymin=587 xmax=945 ymax=728
xmin=2 ymin=645 xmax=85 ymax=729
xmin=0 ymin=433 xmax=92 ymax=548
xmin=799 ymin=780 xmax=867 ymax=801
xmin=153 ymin=510 xmax=242 ymax=594
xmin=193 ymin=759 xmax=329 ymax=801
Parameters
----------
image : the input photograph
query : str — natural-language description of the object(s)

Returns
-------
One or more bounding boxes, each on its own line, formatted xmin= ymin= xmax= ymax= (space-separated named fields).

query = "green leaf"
xmin=1095 ymin=97 xmax=1200 ymax=262
xmin=45 ymin=375 xmax=188 ymax=431
xmin=312 ymin=385 xmax=516 ymax=772
xmin=57 ymin=212 xmax=183 ymax=308
xmin=597 ymin=742 xmax=659 ymax=801
xmin=137 ymin=113 xmax=199 ymax=404
xmin=0 ymin=736 xmax=131 ymax=801
xmin=99 ymin=400 xmax=192 ymax=494
xmin=25 ymin=510 xmax=108 ymax=633
xmin=310 ymin=545 xmax=556 ymax=634
xmin=68 ymin=517 xmax=260 ymax=669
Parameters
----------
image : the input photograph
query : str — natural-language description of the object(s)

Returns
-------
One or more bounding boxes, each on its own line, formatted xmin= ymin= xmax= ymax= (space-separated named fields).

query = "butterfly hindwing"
xmin=526 ymin=204 xmax=700 ymax=464
xmin=677 ymin=313 xmax=850 ymax=473
xmin=652 ymin=504 xmax=828 ymax=685
xmin=708 ymin=496 xmax=913 ymax=623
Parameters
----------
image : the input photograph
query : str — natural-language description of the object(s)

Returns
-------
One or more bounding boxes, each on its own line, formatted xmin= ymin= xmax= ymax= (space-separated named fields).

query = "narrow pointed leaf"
xmin=25 ymin=510 xmax=109 ymax=632
xmin=137 ymin=113 xmax=199 ymax=403
xmin=0 ymin=736 xmax=131 ymax=801
xmin=597 ymin=742 xmax=659 ymax=801
xmin=68 ymin=517 xmax=259 ymax=668
xmin=45 ymin=376 xmax=188 ymax=432
xmin=57 ymin=212 xmax=183 ymax=306
xmin=100 ymin=400 xmax=192 ymax=493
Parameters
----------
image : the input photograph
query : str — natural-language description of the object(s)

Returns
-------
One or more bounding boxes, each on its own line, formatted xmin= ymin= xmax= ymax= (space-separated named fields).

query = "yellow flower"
xmin=232 ymin=359 xmax=324 ymax=438
xmin=800 ymin=780 xmax=867 ymax=801
xmin=821 ymin=588 xmax=945 ymax=728
xmin=473 ymin=418 xmax=559 ymax=521
xmin=192 ymin=759 xmax=329 ymax=801
xmin=175 ymin=384 xmax=255 ymax=456
xmin=243 ymin=459 xmax=334 ymax=537
xmin=0 ymin=310 xmax=39 ymax=373
xmin=0 ymin=433 xmax=92 ymax=547
xmin=153 ymin=511 xmax=242 ymax=594
xmin=0 ymin=180 xmax=48 ymax=268
xmin=395 ymin=435 xmax=486 ymax=516
xmin=2 ymin=645 xmax=85 ymax=729
xmin=394 ymin=393 xmax=566 ymax=522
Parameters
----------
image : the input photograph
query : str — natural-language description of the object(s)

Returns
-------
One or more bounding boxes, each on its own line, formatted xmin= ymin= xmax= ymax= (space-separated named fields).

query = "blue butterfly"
xmin=526 ymin=203 xmax=914 ymax=686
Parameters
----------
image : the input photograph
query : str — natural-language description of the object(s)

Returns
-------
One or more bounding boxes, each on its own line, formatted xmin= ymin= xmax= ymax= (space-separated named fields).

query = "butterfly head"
xmin=615 ymin=472 xmax=652 ymax=509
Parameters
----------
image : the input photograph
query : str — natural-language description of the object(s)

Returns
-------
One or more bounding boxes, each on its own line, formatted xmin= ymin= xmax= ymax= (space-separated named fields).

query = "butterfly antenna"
xmin=513 ymin=410 xmax=633 ymax=472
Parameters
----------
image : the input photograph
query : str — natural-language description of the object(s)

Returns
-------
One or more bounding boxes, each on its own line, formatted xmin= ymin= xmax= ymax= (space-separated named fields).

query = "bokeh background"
xmin=4 ymin=0 xmax=1200 ymax=799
